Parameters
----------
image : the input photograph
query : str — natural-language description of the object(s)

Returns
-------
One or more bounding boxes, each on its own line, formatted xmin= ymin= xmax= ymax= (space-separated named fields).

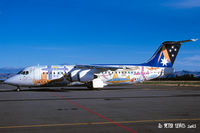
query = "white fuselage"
xmin=4 ymin=65 xmax=173 ymax=88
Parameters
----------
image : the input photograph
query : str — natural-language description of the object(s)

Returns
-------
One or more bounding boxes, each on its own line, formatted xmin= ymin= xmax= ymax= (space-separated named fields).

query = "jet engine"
xmin=69 ymin=69 xmax=95 ymax=82
xmin=78 ymin=69 xmax=95 ymax=82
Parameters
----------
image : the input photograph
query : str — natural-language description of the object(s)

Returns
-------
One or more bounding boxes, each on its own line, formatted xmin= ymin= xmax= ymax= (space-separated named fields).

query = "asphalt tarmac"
xmin=0 ymin=84 xmax=200 ymax=133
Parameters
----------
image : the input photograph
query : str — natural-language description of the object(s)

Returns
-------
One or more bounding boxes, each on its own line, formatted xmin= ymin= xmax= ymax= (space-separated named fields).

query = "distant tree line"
xmin=153 ymin=74 xmax=200 ymax=81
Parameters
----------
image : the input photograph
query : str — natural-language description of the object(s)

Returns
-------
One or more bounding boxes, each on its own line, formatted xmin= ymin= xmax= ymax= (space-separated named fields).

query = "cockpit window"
xmin=17 ymin=70 xmax=23 ymax=74
xmin=18 ymin=71 xmax=29 ymax=75
xmin=25 ymin=71 xmax=29 ymax=75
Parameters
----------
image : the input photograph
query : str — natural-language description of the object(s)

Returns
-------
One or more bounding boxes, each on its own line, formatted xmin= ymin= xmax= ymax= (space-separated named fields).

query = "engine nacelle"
xmin=70 ymin=69 xmax=81 ymax=81
xmin=163 ymin=67 xmax=174 ymax=76
xmin=69 ymin=69 xmax=94 ymax=82
xmin=78 ymin=69 xmax=94 ymax=82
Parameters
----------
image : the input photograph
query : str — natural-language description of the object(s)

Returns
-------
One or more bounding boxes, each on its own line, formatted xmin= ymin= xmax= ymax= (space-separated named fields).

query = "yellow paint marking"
xmin=158 ymin=46 xmax=171 ymax=63
xmin=0 ymin=118 xmax=200 ymax=129
xmin=113 ymin=73 xmax=118 ymax=79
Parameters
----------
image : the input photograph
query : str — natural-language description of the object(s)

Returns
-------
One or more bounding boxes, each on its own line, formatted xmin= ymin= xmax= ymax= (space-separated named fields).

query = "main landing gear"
xmin=86 ymin=82 xmax=94 ymax=89
xmin=86 ymin=82 xmax=101 ymax=90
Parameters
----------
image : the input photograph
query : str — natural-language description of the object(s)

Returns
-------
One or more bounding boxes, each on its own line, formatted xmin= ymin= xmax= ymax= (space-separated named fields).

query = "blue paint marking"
xmin=109 ymin=78 xmax=129 ymax=81
xmin=42 ymin=66 xmax=68 ymax=80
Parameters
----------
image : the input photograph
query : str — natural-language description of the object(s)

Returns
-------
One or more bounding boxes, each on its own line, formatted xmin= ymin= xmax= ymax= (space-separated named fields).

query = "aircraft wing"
xmin=74 ymin=65 xmax=123 ymax=70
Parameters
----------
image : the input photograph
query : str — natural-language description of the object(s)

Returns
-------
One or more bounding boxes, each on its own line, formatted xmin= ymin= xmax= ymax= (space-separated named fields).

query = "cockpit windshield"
xmin=17 ymin=70 xmax=23 ymax=74
xmin=17 ymin=70 xmax=29 ymax=75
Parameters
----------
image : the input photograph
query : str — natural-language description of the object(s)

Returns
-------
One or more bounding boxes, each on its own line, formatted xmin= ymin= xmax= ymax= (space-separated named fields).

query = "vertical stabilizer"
xmin=144 ymin=39 xmax=197 ymax=67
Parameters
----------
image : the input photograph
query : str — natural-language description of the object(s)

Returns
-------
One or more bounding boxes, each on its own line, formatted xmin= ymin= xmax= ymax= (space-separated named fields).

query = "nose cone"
xmin=4 ymin=78 xmax=14 ymax=85
xmin=4 ymin=77 xmax=18 ymax=85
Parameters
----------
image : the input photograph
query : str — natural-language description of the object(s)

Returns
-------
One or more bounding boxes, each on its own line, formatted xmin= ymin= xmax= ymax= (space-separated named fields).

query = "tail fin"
xmin=144 ymin=39 xmax=198 ymax=67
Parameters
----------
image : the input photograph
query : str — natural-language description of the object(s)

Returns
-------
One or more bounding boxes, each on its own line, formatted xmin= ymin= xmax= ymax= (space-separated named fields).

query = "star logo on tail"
xmin=161 ymin=57 xmax=169 ymax=66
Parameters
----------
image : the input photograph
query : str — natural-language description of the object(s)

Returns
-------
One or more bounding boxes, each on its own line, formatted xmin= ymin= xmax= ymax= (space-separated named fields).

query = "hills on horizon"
xmin=0 ymin=67 xmax=22 ymax=74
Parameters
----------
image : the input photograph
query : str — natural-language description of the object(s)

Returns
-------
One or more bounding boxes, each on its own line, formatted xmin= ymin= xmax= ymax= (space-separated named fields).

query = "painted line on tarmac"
xmin=0 ymin=118 xmax=200 ymax=129
xmin=51 ymin=92 xmax=137 ymax=133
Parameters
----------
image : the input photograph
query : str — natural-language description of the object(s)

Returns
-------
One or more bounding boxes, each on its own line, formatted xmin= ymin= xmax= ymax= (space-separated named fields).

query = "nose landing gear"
xmin=16 ymin=86 xmax=21 ymax=92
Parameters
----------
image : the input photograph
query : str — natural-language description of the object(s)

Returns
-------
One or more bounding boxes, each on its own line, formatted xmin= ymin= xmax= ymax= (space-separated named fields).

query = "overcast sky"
xmin=0 ymin=0 xmax=200 ymax=71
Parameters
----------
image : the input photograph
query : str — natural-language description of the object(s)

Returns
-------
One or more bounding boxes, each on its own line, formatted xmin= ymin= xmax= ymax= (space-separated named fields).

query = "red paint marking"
xmin=141 ymin=67 xmax=146 ymax=81
xmin=52 ymin=92 xmax=137 ymax=133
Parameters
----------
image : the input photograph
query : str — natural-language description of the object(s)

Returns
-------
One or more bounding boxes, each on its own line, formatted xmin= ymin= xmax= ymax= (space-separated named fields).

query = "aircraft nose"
xmin=4 ymin=78 xmax=12 ymax=84
xmin=4 ymin=77 xmax=16 ymax=85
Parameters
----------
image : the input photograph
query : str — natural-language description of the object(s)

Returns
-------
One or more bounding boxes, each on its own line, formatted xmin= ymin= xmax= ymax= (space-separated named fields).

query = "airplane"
xmin=4 ymin=39 xmax=198 ymax=91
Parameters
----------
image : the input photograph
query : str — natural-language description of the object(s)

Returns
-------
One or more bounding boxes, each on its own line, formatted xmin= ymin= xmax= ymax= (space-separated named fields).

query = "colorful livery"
xmin=4 ymin=39 xmax=198 ymax=91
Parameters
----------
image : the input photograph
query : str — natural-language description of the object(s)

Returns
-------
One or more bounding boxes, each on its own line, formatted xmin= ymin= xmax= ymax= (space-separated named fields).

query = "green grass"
xmin=142 ymin=81 xmax=200 ymax=85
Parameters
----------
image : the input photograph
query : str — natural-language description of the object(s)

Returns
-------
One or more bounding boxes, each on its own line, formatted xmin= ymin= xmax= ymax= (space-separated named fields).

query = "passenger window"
xmin=53 ymin=72 xmax=55 ymax=74
xmin=58 ymin=72 xmax=60 ymax=74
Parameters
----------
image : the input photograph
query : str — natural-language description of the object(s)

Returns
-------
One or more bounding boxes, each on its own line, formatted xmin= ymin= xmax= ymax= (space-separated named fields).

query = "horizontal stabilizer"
xmin=162 ymin=38 xmax=198 ymax=45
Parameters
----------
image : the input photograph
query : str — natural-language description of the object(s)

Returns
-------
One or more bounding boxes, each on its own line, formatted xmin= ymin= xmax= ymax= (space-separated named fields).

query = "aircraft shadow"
xmin=0 ymin=87 xmax=134 ymax=92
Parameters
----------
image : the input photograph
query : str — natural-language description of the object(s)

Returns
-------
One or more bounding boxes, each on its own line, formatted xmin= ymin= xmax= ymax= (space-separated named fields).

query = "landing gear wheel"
xmin=16 ymin=87 xmax=21 ymax=92
xmin=86 ymin=82 xmax=93 ymax=89
xmin=86 ymin=82 xmax=101 ymax=90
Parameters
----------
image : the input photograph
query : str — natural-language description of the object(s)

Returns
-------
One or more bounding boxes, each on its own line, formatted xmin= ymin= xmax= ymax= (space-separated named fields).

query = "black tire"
xmin=86 ymin=82 xmax=101 ymax=90
xmin=16 ymin=87 xmax=20 ymax=92
xmin=86 ymin=82 xmax=93 ymax=89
